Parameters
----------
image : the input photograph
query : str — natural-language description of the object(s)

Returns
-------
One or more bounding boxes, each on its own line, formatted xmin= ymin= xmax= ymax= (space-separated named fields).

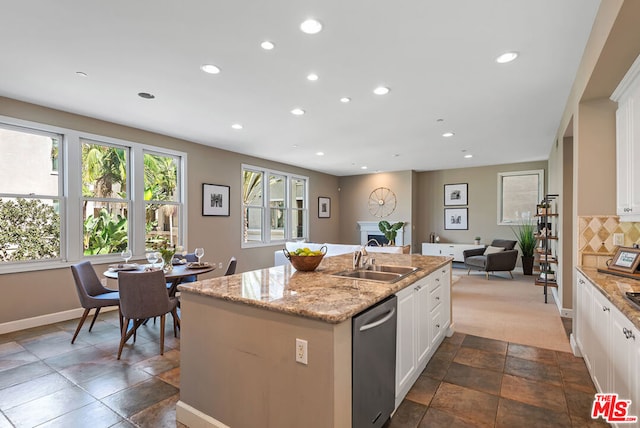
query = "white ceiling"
xmin=0 ymin=0 xmax=600 ymax=176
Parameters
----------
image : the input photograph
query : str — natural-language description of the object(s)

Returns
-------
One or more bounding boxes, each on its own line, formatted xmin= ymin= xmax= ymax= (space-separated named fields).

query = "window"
xmin=498 ymin=169 xmax=544 ymax=224
xmin=0 ymin=115 xmax=186 ymax=272
xmin=144 ymin=151 xmax=181 ymax=249
xmin=81 ymin=140 xmax=129 ymax=255
xmin=0 ymin=125 xmax=62 ymax=262
xmin=242 ymin=165 xmax=308 ymax=246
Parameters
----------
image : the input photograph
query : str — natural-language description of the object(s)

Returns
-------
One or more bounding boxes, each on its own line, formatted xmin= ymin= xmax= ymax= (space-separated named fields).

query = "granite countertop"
xmin=178 ymin=253 xmax=452 ymax=324
xmin=578 ymin=266 xmax=640 ymax=329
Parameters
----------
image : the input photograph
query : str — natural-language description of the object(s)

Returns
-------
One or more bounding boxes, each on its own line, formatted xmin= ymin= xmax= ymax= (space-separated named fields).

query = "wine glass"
xmin=121 ymin=249 xmax=132 ymax=264
xmin=146 ymin=251 xmax=158 ymax=269
xmin=194 ymin=247 xmax=205 ymax=265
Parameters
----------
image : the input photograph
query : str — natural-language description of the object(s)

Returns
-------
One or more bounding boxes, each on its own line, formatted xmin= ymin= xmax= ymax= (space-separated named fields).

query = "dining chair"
xmin=167 ymin=252 xmax=198 ymax=290
xmin=70 ymin=261 xmax=121 ymax=344
xmin=224 ymin=256 xmax=237 ymax=276
xmin=117 ymin=270 xmax=180 ymax=359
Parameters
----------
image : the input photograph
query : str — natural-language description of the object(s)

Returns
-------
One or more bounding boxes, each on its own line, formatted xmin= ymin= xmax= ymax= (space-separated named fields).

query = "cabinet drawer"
xmin=429 ymin=284 xmax=443 ymax=311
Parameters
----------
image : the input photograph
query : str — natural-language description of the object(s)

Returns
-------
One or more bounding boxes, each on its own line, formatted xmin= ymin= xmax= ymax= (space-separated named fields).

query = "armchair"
xmin=463 ymin=239 xmax=518 ymax=279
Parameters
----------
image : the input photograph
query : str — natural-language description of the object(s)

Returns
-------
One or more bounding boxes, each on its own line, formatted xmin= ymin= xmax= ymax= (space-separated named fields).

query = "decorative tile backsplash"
xmin=578 ymin=216 xmax=640 ymax=267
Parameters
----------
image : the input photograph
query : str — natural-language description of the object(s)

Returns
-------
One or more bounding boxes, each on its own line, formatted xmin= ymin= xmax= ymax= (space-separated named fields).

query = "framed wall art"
xmin=444 ymin=207 xmax=468 ymax=230
xmin=444 ymin=183 xmax=468 ymax=206
xmin=607 ymin=246 xmax=640 ymax=273
xmin=318 ymin=197 xmax=331 ymax=218
xmin=202 ymin=183 xmax=230 ymax=216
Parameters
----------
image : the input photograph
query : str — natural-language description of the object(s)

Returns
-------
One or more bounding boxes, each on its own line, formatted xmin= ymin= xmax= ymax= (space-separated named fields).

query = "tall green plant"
xmin=511 ymin=220 xmax=537 ymax=257
xmin=83 ymin=208 xmax=128 ymax=255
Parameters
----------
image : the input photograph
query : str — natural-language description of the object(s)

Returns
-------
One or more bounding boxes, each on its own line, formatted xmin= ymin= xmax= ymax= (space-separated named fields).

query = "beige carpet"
xmin=451 ymin=269 xmax=571 ymax=352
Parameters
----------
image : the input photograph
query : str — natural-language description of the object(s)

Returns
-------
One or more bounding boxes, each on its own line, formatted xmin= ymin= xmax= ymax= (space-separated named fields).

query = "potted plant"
xmin=378 ymin=221 xmax=405 ymax=246
xmin=474 ymin=236 xmax=481 ymax=245
xmin=511 ymin=219 xmax=537 ymax=275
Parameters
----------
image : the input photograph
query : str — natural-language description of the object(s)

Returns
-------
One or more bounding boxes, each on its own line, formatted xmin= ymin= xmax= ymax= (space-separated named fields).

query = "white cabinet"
xmin=422 ymin=243 xmax=483 ymax=262
xmin=395 ymin=264 xmax=451 ymax=409
xmin=612 ymin=53 xmax=640 ymax=221
xmin=575 ymin=269 xmax=640 ymax=420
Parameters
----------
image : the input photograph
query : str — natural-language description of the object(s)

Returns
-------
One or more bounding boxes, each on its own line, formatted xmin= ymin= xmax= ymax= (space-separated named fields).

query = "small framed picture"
xmin=318 ymin=197 xmax=331 ymax=218
xmin=202 ymin=183 xmax=230 ymax=216
xmin=608 ymin=246 xmax=640 ymax=273
xmin=444 ymin=183 xmax=468 ymax=206
xmin=445 ymin=207 xmax=468 ymax=230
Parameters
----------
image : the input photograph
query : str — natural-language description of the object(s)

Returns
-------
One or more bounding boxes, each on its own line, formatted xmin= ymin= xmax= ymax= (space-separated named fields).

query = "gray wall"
xmin=0 ymin=97 xmax=340 ymax=324
xmin=415 ymin=161 xmax=549 ymax=247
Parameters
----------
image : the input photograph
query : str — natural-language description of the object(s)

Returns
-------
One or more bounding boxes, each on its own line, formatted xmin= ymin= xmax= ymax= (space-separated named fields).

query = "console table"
xmin=421 ymin=243 xmax=484 ymax=262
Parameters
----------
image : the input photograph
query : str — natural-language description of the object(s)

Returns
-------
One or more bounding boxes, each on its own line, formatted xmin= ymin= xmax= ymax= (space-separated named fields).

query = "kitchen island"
xmin=176 ymin=253 xmax=452 ymax=428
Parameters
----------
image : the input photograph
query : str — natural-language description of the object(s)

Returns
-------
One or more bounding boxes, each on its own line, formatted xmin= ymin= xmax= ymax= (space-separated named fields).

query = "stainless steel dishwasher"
xmin=352 ymin=295 xmax=397 ymax=428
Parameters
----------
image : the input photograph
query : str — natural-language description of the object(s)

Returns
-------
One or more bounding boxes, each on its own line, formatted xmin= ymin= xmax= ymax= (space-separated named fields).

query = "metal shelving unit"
xmin=534 ymin=194 xmax=559 ymax=303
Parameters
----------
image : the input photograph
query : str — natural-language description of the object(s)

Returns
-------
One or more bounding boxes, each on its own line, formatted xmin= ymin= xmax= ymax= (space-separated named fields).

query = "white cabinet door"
xmin=576 ymin=272 xmax=592 ymax=371
xmin=616 ymin=102 xmax=634 ymax=217
xmin=591 ymin=289 xmax=612 ymax=393
xmin=610 ymin=306 xmax=638 ymax=419
xmin=395 ymin=284 xmax=416 ymax=397
xmin=415 ymin=277 xmax=431 ymax=366
xmin=422 ymin=243 xmax=444 ymax=257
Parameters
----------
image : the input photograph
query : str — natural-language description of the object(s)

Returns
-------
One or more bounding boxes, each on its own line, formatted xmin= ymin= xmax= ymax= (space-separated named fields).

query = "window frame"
xmin=0 ymin=114 xmax=187 ymax=274
xmin=497 ymin=169 xmax=545 ymax=225
xmin=241 ymin=164 xmax=308 ymax=248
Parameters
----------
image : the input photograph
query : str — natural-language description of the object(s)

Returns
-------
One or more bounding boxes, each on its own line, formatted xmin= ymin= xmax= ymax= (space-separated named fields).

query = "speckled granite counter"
xmin=577 ymin=266 xmax=640 ymax=329
xmin=178 ymin=253 xmax=451 ymax=324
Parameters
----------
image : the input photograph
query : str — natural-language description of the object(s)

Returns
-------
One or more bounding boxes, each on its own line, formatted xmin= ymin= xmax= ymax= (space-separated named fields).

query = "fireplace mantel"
xmin=357 ymin=221 xmax=407 ymax=246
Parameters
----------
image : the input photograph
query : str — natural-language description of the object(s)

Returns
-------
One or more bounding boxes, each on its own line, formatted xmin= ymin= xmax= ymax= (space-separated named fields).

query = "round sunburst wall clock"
xmin=368 ymin=187 xmax=397 ymax=217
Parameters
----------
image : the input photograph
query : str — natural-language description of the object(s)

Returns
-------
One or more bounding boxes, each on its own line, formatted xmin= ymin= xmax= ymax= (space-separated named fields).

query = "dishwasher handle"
xmin=359 ymin=308 xmax=396 ymax=332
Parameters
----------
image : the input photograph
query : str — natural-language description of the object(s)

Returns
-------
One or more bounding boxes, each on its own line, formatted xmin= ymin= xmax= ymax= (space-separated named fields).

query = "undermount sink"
xmin=332 ymin=265 xmax=419 ymax=283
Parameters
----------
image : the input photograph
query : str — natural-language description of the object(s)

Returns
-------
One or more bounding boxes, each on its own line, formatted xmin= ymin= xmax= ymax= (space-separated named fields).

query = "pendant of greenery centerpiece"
xmin=378 ymin=221 xmax=405 ymax=246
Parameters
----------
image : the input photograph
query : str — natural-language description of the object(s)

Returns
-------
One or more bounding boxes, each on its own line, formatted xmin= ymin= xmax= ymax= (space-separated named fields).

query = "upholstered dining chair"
xmin=167 ymin=252 xmax=198 ymax=291
xmin=117 ymin=269 xmax=180 ymax=360
xmin=223 ymin=256 xmax=237 ymax=276
xmin=70 ymin=261 xmax=121 ymax=344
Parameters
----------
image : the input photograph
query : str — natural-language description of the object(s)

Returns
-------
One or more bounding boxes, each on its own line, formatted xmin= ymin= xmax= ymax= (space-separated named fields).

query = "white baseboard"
xmin=0 ymin=306 xmax=118 ymax=335
xmin=176 ymin=401 xmax=230 ymax=428
xmin=570 ymin=333 xmax=582 ymax=357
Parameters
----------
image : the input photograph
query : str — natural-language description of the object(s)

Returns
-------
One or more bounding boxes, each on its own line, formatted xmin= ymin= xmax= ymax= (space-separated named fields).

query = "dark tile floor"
xmin=0 ymin=311 xmax=605 ymax=427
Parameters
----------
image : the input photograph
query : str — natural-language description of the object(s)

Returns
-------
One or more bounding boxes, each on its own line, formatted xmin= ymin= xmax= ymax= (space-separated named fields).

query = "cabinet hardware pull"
xmin=435 ymin=324 xmax=440 ymax=328
xmin=603 ymin=306 xmax=610 ymax=312
xmin=436 ymin=296 xmax=440 ymax=300
xmin=579 ymin=279 xmax=585 ymax=284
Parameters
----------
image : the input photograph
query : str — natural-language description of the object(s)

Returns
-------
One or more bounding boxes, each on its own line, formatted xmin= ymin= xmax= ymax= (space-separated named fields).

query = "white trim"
xmin=176 ymin=400 xmax=230 ymax=428
xmin=0 ymin=306 xmax=119 ymax=335
xmin=611 ymin=52 xmax=640 ymax=101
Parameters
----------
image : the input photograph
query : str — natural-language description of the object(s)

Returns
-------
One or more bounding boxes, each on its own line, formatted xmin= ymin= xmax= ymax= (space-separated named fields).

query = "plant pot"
xmin=521 ymin=256 xmax=534 ymax=275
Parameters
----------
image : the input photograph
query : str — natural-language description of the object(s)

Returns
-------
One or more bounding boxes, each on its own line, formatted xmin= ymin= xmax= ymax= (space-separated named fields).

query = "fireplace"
xmin=357 ymin=221 xmax=406 ymax=246
xmin=366 ymin=234 xmax=388 ymax=246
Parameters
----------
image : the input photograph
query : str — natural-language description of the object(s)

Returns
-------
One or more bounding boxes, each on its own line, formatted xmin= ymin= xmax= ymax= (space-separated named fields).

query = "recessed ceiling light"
xmin=361 ymin=166 xmax=368 ymax=170
xmin=138 ymin=92 xmax=155 ymax=99
xmin=316 ymin=151 xmax=324 ymax=156
xmin=392 ymin=154 xmax=400 ymax=157
xmin=291 ymin=108 xmax=305 ymax=116
xmin=496 ymin=52 xmax=519 ymax=64
xmin=201 ymin=64 xmax=221 ymax=74
xmin=231 ymin=123 xmax=243 ymax=130
xmin=373 ymin=86 xmax=390 ymax=95
xmin=442 ymin=132 xmax=455 ymax=138
xmin=436 ymin=118 xmax=444 ymax=122
xmin=300 ymin=18 xmax=323 ymax=34
xmin=75 ymin=71 xmax=87 ymax=77
xmin=307 ymin=73 xmax=319 ymax=81
xmin=261 ymin=41 xmax=275 ymax=50
xmin=340 ymin=97 xmax=351 ymax=103
xmin=464 ymin=154 xmax=473 ymax=159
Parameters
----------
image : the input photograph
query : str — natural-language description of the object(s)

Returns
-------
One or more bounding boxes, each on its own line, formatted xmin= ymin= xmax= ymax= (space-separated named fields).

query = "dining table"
xmin=103 ymin=262 xmax=216 ymax=297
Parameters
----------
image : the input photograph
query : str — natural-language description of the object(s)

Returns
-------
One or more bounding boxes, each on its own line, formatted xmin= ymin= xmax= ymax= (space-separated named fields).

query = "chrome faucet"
xmin=353 ymin=246 xmax=372 ymax=269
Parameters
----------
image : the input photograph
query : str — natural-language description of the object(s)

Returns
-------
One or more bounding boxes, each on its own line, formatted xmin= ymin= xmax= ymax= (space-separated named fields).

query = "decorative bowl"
xmin=283 ymin=246 xmax=327 ymax=271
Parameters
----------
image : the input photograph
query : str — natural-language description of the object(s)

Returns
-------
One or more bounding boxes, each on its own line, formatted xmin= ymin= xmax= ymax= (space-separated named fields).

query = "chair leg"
xmin=171 ymin=308 xmax=180 ymax=337
xmin=159 ymin=314 xmax=166 ymax=355
xmin=71 ymin=308 xmax=90 ymax=344
xmin=467 ymin=268 xmax=471 ymax=276
xmin=509 ymin=271 xmax=514 ymax=279
xmin=88 ymin=307 xmax=101 ymax=332
xmin=118 ymin=318 xmax=143 ymax=360
xmin=485 ymin=271 xmax=489 ymax=280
